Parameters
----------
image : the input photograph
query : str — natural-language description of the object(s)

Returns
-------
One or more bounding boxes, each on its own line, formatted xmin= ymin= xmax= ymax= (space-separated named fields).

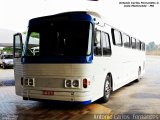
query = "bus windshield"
xmin=25 ymin=21 xmax=92 ymax=57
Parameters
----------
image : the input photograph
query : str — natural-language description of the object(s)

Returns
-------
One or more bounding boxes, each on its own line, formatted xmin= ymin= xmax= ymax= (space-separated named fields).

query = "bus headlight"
xmin=72 ymin=80 xmax=79 ymax=88
xmin=65 ymin=80 xmax=72 ymax=88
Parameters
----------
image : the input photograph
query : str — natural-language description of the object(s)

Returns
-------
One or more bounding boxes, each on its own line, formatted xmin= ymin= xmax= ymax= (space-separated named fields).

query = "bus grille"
xmin=34 ymin=78 xmax=65 ymax=88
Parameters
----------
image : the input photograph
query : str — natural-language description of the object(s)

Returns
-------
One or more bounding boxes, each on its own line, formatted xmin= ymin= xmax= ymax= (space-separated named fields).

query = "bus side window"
xmin=111 ymin=29 xmax=122 ymax=46
xmin=27 ymin=32 xmax=40 ymax=56
xmin=94 ymin=31 xmax=102 ymax=56
xmin=102 ymin=32 xmax=111 ymax=56
xmin=136 ymin=40 xmax=140 ymax=50
xmin=123 ymin=33 xmax=130 ymax=48
xmin=142 ymin=42 xmax=145 ymax=51
xmin=131 ymin=37 xmax=136 ymax=49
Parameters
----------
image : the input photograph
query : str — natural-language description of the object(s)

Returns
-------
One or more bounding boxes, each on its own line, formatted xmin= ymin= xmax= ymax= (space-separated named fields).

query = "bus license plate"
xmin=43 ymin=90 xmax=54 ymax=96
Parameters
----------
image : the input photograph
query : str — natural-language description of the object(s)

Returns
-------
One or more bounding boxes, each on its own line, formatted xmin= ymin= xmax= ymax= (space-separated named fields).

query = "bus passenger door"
xmin=13 ymin=33 xmax=23 ymax=96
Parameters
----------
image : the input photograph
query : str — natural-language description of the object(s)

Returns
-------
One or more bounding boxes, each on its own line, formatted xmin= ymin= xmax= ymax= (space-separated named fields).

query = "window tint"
xmin=102 ymin=32 xmax=111 ymax=56
xmin=26 ymin=21 xmax=92 ymax=57
xmin=94 ymin=31 xmax=102 ymax=56
xmin=136 ymin=40 xmax=141 ymax=50
xmin=111 ymin=29 xmax=122 ymax=46
xmin=123 ymin=33 xmax=130 ymax=48
xmin=131 ymin=37 xmax=136 ymax=49
xmin=140 ymin=41 xmax=142 ymax=50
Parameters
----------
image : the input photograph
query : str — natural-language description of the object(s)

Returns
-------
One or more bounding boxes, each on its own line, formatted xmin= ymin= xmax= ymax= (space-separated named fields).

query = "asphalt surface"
xmin=0 ymin=55 xmax=160 ymax=120
xmin=0 ymin=68 xmax=14 ymax=86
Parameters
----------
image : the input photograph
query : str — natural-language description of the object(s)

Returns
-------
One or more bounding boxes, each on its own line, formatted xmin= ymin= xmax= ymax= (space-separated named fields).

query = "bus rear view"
xmin=14 ymin=12 xmax=94 ymax=104
xmin=13 ymin=11 xmax=145 ymax=104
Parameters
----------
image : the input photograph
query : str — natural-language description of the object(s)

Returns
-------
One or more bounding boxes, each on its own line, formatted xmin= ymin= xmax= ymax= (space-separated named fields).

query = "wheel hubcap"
xmin=105 ymin=78 xmax=111 ymax=97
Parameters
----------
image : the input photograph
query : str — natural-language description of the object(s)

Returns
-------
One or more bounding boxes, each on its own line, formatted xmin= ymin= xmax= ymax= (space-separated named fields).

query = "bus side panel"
xmin=91 ymin=56 xmax=112 ymax=101
xmin=14 ymin=58 xmax=23 ymax=96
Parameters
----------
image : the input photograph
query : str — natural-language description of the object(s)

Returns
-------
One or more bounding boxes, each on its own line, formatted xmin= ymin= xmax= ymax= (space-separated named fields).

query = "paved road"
xmin=0 ymin=68 xmax=14 ymax=86
xmin=0 ymin=68 xmax=14 ymax=81
xmin=0 ymin=55 xmax=160 ymax=120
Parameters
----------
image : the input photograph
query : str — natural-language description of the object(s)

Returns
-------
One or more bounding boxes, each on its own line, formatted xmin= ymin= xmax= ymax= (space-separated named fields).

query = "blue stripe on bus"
xmin=28 ymin=98 xmax=92 ymax=105
xmin=22 ymin=55 xmax=93 ymax=64
xmin=70 ymin=13 xmax=94 ymax=22
xmin=76 ymin=100 xmax=92 ymax=105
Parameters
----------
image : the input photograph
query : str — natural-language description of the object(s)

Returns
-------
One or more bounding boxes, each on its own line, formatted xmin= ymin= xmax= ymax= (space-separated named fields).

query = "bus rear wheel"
xmin=101 ymin=75 xmax=112 ymax=103
xmin=135 ymin=67 xmax=141 ymax=82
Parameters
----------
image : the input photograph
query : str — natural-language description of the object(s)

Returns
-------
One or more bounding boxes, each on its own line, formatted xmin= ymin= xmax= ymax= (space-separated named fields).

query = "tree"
xmin=146 ymin=41 xmax=157 ymax=51
xmin=2 ymin=47 xmax=13 ymax=54
xmin=23 ymin=31 xmax=39 ymax=38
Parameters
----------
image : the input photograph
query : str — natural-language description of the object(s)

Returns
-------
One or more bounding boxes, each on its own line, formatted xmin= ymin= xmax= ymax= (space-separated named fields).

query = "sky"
xmin=0 ymin=0 xmax=160 ymax=44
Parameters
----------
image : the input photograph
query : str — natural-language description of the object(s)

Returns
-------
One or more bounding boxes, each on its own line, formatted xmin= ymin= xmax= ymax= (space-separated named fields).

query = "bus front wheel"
xmin=101 ymin=75 xmax=112 ymax=103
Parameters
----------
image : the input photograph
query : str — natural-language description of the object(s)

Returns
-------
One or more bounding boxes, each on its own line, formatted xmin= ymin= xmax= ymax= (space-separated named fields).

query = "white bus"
xmin=13 ymin=11 xmax=145 ymax=104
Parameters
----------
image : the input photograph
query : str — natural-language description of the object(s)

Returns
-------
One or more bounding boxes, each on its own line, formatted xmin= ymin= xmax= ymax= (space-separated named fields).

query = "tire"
xmin=135 ymin=67 xmax=141 ymax=82
xmin=101 ymin=75 xmax=112 ymax=103
xmin=2 ymin=63 xmax=6 ymax=69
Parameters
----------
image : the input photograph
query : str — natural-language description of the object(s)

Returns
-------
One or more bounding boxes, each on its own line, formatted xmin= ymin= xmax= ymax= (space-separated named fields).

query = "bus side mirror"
xmin=13 ymin=33 xmax=23 ymax=58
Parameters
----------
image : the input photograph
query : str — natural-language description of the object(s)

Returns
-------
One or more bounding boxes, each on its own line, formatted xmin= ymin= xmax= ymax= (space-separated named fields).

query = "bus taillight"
xmin=83 ymin=78 xmax=88 ymax=88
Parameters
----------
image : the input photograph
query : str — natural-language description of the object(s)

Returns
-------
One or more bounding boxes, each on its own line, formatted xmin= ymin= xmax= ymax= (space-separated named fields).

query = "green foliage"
xmin=2 ymin=47 xmax=13 ymax=54
xmin=23 ymin=31 xmax=39 ymax=38
xmin=23 ymin=31 xmax=27 ymax=34
xmin=30 ymin=32 xmax=40 ymax=38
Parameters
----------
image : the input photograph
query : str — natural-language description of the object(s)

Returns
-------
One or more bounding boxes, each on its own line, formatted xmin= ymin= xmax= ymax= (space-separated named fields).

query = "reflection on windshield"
xmin=26 ymin=21 xmax=92 ymax=57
